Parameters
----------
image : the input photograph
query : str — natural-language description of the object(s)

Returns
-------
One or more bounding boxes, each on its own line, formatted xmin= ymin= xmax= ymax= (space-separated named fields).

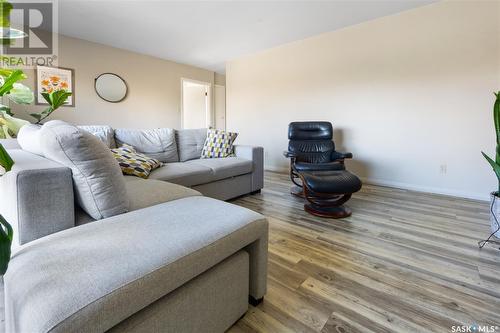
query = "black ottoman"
xmin=298 ymin=170 xmax=362 ymax=218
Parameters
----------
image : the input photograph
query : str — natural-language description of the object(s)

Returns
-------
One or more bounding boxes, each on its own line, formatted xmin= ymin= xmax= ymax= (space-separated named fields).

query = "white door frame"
xmin=180 ymin=78 xmax=213 ymax=129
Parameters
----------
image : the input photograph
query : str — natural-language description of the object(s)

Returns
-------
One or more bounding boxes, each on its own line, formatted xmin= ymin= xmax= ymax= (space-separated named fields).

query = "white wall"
xmin=226 ymin=1 xmax=500 ymax=201
xmin=11 ymin=34 xmax=216 ymax=129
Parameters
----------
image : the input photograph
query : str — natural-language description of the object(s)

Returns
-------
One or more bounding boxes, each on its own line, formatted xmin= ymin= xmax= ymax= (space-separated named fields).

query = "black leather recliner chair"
xmin=284 ymin=121 xmax=362 ymax=218
xmin=283 ymin=121 xmax=352 ymax=195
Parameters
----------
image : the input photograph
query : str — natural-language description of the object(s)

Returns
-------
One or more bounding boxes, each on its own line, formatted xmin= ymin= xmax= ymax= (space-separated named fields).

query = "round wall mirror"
xmin=95 ymin=73 xmax=128 ymax=103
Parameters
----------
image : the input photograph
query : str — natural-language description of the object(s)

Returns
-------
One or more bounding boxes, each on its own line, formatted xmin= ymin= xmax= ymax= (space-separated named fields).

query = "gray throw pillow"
xmin=114 ymin=128 xmax=178 ymax=162
xmin=78 ymin=125 xmax=116 ymax=148
xmin=39 ymin=121 xmax=129 ymax=220
xmin=176 ymin=128 xmax=208 ymax=162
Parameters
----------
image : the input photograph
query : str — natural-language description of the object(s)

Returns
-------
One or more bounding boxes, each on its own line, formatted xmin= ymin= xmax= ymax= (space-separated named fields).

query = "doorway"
xmin=214 ymin=84 xmax=226 ymax=130
xmin=181 ymin=79 xmax=212 ymax=129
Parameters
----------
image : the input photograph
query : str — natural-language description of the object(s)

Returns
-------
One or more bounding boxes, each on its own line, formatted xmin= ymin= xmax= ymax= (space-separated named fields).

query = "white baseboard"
xmin=264 ymin=165 xmax=489 ymax=202
xmin=265 ymin=165 xmax=288 ymax=173
xmin=359 ymin=177 xmax=489 ymax=202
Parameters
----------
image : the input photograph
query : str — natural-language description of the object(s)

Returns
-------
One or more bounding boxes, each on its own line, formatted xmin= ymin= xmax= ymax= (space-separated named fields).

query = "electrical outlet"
xmin=440 ymin=164 xmax=447 ymax=174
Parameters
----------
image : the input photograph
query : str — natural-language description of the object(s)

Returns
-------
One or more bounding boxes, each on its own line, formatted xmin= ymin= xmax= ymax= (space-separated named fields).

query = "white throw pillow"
xmin=39 ymin=121 xmax=129 ymax=219
xmin=17 ymin=124 xmax=43 ymax=155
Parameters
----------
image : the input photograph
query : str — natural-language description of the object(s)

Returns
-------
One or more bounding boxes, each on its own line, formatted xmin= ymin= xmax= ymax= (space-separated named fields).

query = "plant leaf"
xmin=0 ymin=143 xmax=13 ymax=172
xmin=7 ymin=83 xmax=34 ymax=105
xmin=494 ymin=91 xmax=500 ymax=161
xmin=50 ymin=90 xmax=72 ymax=109
xmin=31 ymin=90 xmax=71 ymax=123
xmin=41 ymin=92 xmax=52 ymax=105
xmin=1 ymin=124 xmax=11 ymax=138
xmin=0 ymin=110 xmax=29 ymax=135
xmin=0 ymin=214 xmax=13 ymax=275
xmin=0 ymin=0 xmax=13 ymax=28
xmin=0 ymin=69 xmax=25 ymax=96
xmin=482 ymin=151 xmax=500 ymax=180
xmin=0 ymin=104 xmax=12 ymax=116
xmin=29 ymin=113 xmax=41 ymax=121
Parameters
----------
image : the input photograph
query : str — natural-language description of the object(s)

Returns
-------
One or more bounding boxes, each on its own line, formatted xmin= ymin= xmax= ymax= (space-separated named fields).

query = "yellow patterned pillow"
xmin=111 ymin=144 xmax=162 ymax=178
xmin=201 ymin=129 xmax=238 ymax=158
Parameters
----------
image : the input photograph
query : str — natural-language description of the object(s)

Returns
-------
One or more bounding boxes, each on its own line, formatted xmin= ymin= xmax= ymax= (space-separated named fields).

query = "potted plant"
xmin=481 ymin=91 xmax=500 ymax=241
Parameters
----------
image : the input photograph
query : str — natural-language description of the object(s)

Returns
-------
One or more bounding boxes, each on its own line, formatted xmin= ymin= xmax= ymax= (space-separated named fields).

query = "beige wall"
xmin=11 ymin=34 xmax=216 ymax=129
xmin=226 ymin=1 xmax=500 ymax=200
xmin=215 ymin=73 xmax=226 ymax=86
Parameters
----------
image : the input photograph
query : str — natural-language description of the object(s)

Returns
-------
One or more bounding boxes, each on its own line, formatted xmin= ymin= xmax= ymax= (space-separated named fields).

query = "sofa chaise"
xmin=0 ymin=122 xmax=268 ymax=333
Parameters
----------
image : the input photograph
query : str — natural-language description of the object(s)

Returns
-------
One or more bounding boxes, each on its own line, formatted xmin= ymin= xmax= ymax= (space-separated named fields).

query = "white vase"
xmin=490 ymin=192 xmax=500 ymax=238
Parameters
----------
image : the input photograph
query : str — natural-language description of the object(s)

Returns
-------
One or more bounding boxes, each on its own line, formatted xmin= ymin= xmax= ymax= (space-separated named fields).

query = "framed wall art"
xmin=35 ymin=66 xmax=75 ymax=106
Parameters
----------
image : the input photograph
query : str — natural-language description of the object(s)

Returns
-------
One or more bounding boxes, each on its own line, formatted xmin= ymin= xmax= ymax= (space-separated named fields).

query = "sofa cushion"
xmin=115 ymin=128 xmax=178 ymax=163
xmin=186 ymin=157 xmax=253 ymax=182
xmin=176 ymin=128 xmax=207 ymax=162
xmin=111 ymin=144 xmax=162 ymax=179
xmin=123 ymin=176 xmax=201 ymax=210
xmin=39 ymin=121 xmax=129 ymax=220
xmin=149 ymin=162 xmax=212 ymax=187
xmin=17 ymin=124 xmax=42 ymax=155
xmin=4 ymin=196 xmax=268 ymax=333
xmin=78 ymin=125 xmax=116 ymax=148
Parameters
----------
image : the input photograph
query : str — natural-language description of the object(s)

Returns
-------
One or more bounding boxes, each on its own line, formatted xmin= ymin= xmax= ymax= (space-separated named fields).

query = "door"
xmin=181 ymin=79 xmax=212 ymax=129
xmin=214 ymin=84 xmax=226 ymax=130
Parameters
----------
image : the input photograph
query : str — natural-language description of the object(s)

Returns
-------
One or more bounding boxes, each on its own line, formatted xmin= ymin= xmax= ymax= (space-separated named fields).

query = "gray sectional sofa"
xmin=0 ymin=122 xmax=267 ymax=333
xmin=1 ymin=125 xmax=264 ymax=246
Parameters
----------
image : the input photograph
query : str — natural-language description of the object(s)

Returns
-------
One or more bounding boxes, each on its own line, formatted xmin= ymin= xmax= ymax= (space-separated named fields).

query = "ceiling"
xmin=56 ymin=0 xmax=436 ymax=73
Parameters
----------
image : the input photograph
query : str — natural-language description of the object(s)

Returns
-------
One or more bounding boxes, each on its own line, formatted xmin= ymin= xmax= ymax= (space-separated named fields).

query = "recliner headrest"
xmin=288 ymin=122 xmax=333 ymax=140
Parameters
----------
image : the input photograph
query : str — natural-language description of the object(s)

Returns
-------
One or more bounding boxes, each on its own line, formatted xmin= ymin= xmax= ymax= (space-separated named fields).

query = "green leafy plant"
xmin=0 ymin=143 xmax=12 ymax=172
xmin=30 ymin=90 xmax=72 ymax=124
xmin=0 ymin=68 xmax=32 ymax=138
xmin=0 ymin=0 xmax=17 ymax=275
xmin=482 ymin=91 xmax=500 ymax=194
xmin=0 ymin=67 xmax=72 ymax=132
xmin=0 ymin=214 xmax=12 ymax=275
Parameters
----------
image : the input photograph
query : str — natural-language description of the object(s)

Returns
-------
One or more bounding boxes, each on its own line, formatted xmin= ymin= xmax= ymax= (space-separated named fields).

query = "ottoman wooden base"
xmin=304 ymin=203 xmax=352 ymax=218
xmin=298 ymin=171 xmax=362 ymax=219
xmin=290 ymin=185 xmax=304 ymax=197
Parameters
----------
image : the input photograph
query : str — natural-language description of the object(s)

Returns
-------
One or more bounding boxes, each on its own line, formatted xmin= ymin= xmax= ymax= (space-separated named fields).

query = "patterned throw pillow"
xmin=201 ymin=129 xmax=238 ymax=158
xmin=111 ymin=144 xmax=162 ymax=178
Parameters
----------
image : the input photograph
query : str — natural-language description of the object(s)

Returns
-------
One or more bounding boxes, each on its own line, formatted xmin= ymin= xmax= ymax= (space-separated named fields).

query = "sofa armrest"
xmin=0 ymin=139 xmax=21 ymax=150
xmin=234 ymin=145 xmax=264 ymax=192
xmin=0 ymin=149 xmax=74 ymax=249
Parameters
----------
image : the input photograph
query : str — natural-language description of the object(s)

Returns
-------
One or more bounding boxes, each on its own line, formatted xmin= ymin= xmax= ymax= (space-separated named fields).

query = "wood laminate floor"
xmin=228 ymin=171 xmax=500 ymax=333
